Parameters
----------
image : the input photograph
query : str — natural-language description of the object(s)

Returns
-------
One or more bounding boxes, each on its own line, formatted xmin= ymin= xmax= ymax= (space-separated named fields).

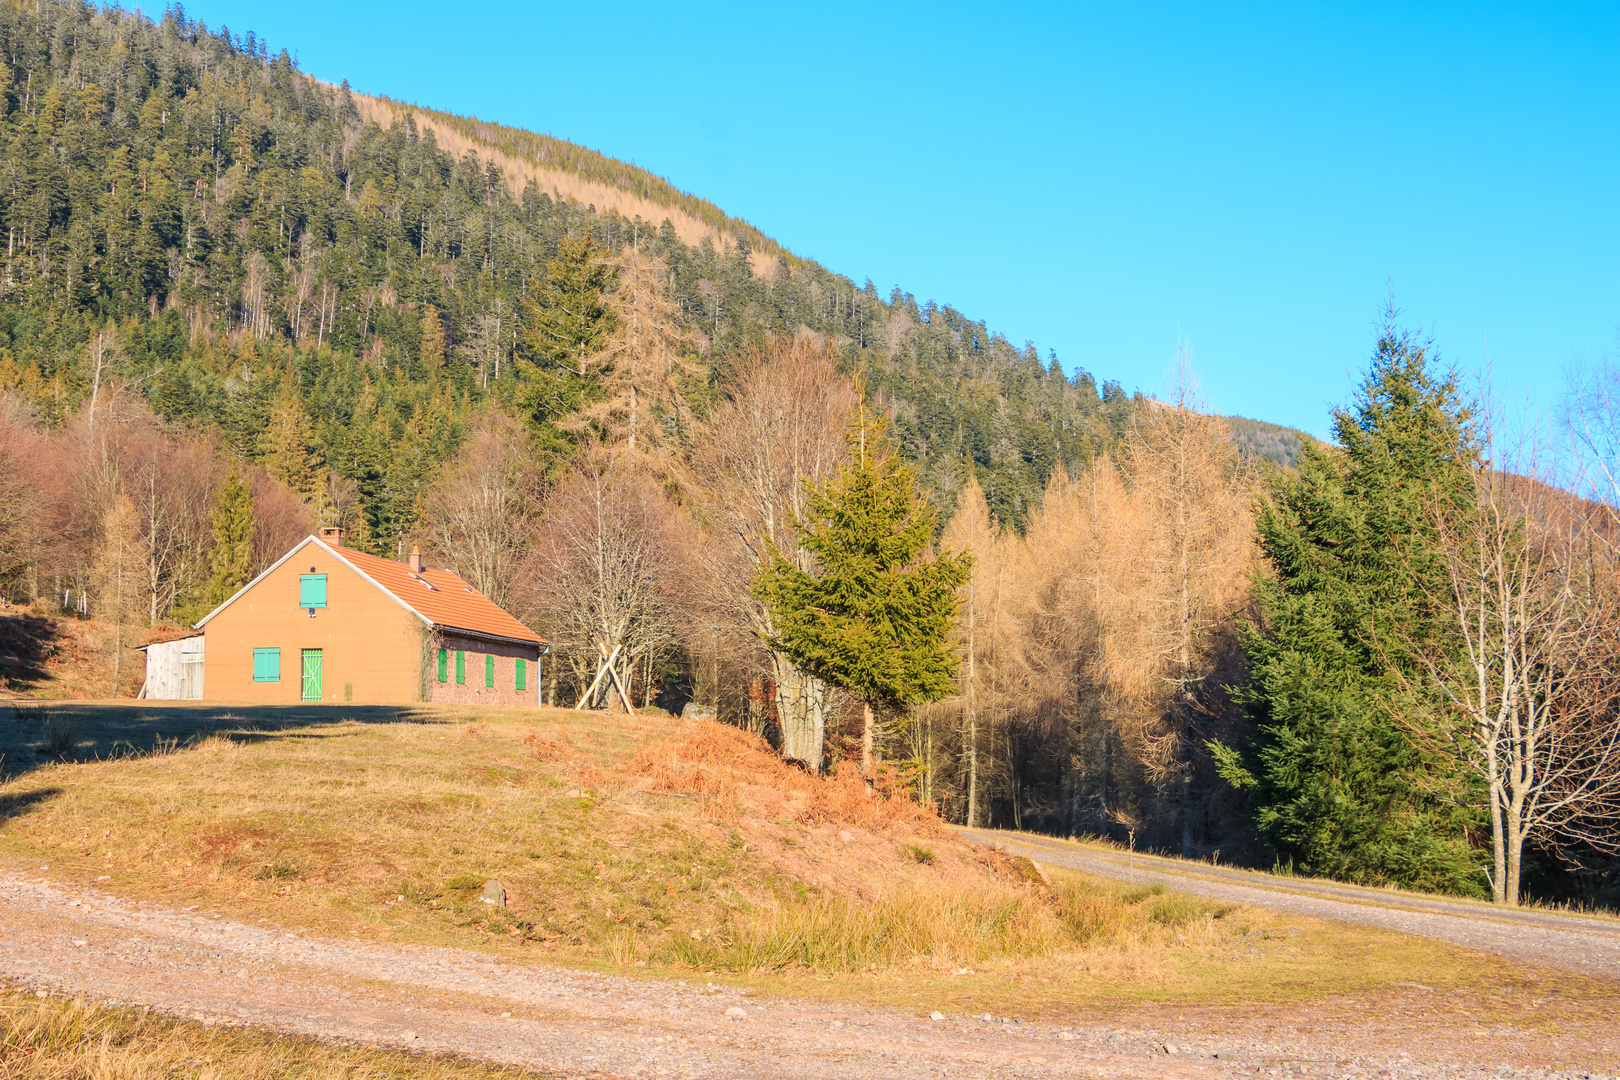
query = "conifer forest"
xmin=2 ymin=1 xmax=1618 ymax=909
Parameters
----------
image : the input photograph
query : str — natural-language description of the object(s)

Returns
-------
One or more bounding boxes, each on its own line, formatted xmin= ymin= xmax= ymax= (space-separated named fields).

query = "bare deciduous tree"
xmin=248 ymin=470 xmax=316 ymax=574
xmin=93 ymin=491 xmax=147 ymax=695
xmin=939 ymin=470 xmax=1024 ymax=825
xmin=1412 ymin=456 xmax=1620 ymax=905
xmin=129 ymin=432 xmax=216 ymax=624
xmin=0 ymin=395 xmax=44 ymax=596
xmin=458 ymin=299 xmax=510 ymax=389
xmin=417 ymin=410 xmax=544 ymax=609
xmin=690 ymin=337 xmax=860 ymax=768
xmin=521 ymin=455 xmax=684 ymax=710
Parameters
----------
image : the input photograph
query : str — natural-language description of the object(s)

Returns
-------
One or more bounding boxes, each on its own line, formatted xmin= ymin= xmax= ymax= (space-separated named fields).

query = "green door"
xmin=301 ymin=649 xmax=323 ymax=702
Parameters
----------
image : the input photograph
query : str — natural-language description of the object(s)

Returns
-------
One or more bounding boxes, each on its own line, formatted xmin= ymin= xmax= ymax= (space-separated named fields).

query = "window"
xmin=485 ymin=654 xmax=495 ymax=688
xmin=515 ymin=658 xmax=527 ymax=692
xmin=437 ymin=648 xmax=448 ymax=683
xmin=253 ymin=648 xmax=280 ymax=682
xmin=299 ymin=574 xmax=328 ymax=609
xmin=455 ymin=650 xmax=465 ymax=685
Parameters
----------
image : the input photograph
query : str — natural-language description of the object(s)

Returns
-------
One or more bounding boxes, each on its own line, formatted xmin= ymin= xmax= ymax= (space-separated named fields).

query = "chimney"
xmin=407 ymin=545 xmax=424 ymax=574
xmin=319 ymin=526 xmax=345 ymax=547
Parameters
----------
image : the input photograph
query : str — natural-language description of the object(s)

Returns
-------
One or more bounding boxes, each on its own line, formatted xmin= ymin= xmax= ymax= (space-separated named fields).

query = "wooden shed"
xmin=194 ymin=527 xmax=547 ymax=706
xmin=136 ymin=634 xmax=205 ymax=700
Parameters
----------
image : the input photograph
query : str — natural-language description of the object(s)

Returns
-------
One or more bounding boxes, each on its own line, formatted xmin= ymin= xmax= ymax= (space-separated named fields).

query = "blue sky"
xmin=176 ymin=0 xmax=1620 ymax=439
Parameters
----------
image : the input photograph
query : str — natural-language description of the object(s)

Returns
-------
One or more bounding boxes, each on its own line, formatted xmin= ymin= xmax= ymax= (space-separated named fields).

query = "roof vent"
xmin=407 ymin=545 xmax=424 ymax=574
xmin=319 ymin=526 xmax=346 ymax=548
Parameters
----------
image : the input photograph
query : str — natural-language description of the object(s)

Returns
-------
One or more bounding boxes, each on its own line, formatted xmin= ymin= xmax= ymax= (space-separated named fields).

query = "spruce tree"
xmin=515 ymin=235 xmax=618 ymax=434
xmin=1216 ymin=324 xmax=1485 ymax=894
xmin=201 ymin=470 xmax=256 ymax=613
xmin=757 ymin=407 xmax=972 ymax=792
xmin=520 ymin=235 xmax=618 ymax=374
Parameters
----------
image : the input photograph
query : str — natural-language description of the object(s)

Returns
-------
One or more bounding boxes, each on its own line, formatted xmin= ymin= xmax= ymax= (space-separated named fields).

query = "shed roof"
xmin=134 ymin=632 xmax=204 ymax=653
xmin=195 ymin=537 xmax=545 ymax=647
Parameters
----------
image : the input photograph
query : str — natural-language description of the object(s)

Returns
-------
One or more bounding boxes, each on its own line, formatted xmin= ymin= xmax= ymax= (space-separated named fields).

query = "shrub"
xmin=39 ymin=714 xmax=76 ymax=758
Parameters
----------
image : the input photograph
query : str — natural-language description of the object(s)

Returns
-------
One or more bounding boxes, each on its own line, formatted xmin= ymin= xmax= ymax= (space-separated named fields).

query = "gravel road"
xmin=962 ymin=829 xmax=1620 ymax=981
xmin=0 ymin=865 xmax=1615 ymax=1079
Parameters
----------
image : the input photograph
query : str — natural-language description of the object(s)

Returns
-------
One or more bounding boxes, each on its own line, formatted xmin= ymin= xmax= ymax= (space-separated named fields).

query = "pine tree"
xmin=261 ymin=389 xmax=323 ymax=499
xmin=201 ymin=471 xmax=256 ymax=612
xmin=757 ymin=407 xmax=973 ymax=793
xmin=1216 ymin=323 xmax=1485 ymax=894
xmin=420 ymin=305 xmax=447 ymax=369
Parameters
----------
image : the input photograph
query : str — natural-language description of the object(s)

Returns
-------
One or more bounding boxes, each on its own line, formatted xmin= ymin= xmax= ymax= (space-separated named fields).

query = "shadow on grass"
xmin=0 ymin=786 xmax=60 ymax=821
xmin=0 ymin=702 xmax=453 ymax=782
xmin=0 ymin=611 xmax=66 ymax=693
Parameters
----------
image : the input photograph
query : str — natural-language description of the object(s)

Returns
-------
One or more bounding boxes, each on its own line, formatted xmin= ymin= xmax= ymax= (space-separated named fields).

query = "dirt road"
xmin=962 ymin=828 xmax=1620 ymax=981
xmin=0 ymin=865 xmax=1615 ymax=1078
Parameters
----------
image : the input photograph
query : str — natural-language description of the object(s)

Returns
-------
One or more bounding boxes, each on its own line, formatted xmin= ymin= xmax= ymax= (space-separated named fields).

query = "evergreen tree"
xmin=261 ymin=389 xmax=323 ymax=499
xmin=514 ymin=235 xmax=619 ymax=437
xmin=757 ymin=407 xmax=972 ymax=791
xmin=1215 ymin=325 xmax=1485 ymax=894
xmin=201 ymin=471 xmax=256 ymax=613
xmin=420 ymin=305 xmax=447 ymax=369
xmin=520 ymin=235 xmax=618 ymax=374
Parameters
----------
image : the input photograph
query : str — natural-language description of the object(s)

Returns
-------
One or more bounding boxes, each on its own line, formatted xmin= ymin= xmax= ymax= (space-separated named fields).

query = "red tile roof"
xmin=328 ymin=543 xmax=545 ymax=646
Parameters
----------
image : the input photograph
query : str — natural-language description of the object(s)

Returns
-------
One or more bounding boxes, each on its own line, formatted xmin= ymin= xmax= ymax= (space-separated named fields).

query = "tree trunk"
xmin=862 ymin=700 xmax=875 ymax=797
xmin=1505 ymin=811 xmax=1523 ymax=908
xmin=773 ymin=653 xmax=827 ymax=771
xmin=966 ymin=712 xmax=979 ymax=827
xmin=1180 ymin=761 xmax=1195 ymax=859
xmin=1488 ymin=743 xmax=1507 ymax=906
xmin=964 ymin=583 xmax=978 ymax=825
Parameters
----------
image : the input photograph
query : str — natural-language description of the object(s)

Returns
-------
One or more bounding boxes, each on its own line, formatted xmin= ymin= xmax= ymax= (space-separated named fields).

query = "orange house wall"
xmin=203 ymin=545 xmax=426 ymax=704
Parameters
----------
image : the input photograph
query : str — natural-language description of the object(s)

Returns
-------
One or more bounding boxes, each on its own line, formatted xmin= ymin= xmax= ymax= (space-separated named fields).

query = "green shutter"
xmin=299 ymin=574 xmax=327 ymax=608
xmin=455 ymin=650 xmax=465 ymax=685
xmin=515 ymin=658 xmax=526 ymax=692
xmin=437 ymin=648 xmax=448 ymax=683
xmin=485 ymin=654 xmax=494 ymax=688
xmin=253 ymin=648 xmax=280 ymax=682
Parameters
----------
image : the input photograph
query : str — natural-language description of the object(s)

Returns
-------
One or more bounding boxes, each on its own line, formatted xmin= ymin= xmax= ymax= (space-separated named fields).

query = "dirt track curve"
xmin=962 ymin=829 xmax=1620 ymax=981
xmin=1 ymin=861 xmax=1617 ymax=1078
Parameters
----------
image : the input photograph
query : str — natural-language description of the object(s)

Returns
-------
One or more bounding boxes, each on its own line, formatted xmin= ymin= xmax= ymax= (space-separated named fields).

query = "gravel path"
xmin=0 ymin=866 xmax=1615 ymax=1078
xmin=962 ymin=829 xmax=1620 ymax=981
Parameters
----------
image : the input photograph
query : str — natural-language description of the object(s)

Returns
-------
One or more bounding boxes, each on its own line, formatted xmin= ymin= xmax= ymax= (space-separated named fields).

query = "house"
xmin=136 ymin=633 xmax=205 ymax=700
xmin=193 ymin=527 xmax=547 ymax=706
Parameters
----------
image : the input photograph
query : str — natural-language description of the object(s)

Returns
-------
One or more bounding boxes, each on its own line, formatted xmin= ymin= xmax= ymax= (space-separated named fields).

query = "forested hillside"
xmin=0 ymin=0 xmax=1133 ymax=553
xmin=1224 ymin=415 xmax=1312 ymax=471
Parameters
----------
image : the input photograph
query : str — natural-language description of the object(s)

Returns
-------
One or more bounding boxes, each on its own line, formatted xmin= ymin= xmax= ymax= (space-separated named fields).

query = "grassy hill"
xmin=0 ymin=696 xmax=1543 ymax=1011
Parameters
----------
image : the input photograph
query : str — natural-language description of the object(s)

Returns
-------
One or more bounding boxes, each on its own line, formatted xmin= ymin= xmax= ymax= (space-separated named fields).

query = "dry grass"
xmin=1 ymin=702 xmax=1614 ymax=1021
xmin=0 ymin=993 xmax=535 ymax=1079
xmin=671 ymin=876 xmax=1235 ymax=975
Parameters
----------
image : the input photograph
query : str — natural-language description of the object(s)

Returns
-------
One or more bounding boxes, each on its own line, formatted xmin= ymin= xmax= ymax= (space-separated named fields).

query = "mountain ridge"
xmin=342 ymin=89 xmax=787 ymax=276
